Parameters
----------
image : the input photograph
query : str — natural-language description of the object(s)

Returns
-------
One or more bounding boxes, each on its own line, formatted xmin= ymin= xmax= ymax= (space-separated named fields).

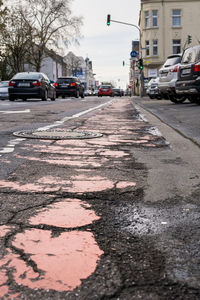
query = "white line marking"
xmin=0 ymin=109 xmax=30 ymax=114
xmin=0 ymin=138 xmax=26 ymax=154
xmin=0 ymin=100 xmax=112 ymax=155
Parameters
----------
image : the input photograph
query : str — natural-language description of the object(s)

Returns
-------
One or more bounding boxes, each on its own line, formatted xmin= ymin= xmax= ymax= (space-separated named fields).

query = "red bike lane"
xmin=0 ymin=98 xmax=166 ymax=298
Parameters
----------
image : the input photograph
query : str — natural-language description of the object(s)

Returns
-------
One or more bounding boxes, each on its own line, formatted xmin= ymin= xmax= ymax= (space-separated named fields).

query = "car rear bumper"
xmin=98 ymin=92 xmax=113 ymax=96
xmin=9 ymin=87 xmax=43 ymax=98
xmin=158 ymin=78 xmax=177 ymax=94
xmin=176 ymin=79 xmax=200 ymax=95
xmin=56 ymin=89 xmax=78 ymax=96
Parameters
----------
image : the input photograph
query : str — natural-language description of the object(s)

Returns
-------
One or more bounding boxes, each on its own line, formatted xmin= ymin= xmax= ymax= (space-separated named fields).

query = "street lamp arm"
xmin=110 ymin=19 xmax=140 ymax=33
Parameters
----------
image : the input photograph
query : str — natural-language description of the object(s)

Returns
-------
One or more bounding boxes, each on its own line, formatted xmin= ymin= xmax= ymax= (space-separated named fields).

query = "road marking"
xmin=0 ymin=100 xmax=112 ymax=156
xmin=0 ymin=109 xmax=30 ymax=114
xmin=37 ymin=101 xmax=112 ymax=131
xmin=0 ymin=138 xmax=26 ymax=156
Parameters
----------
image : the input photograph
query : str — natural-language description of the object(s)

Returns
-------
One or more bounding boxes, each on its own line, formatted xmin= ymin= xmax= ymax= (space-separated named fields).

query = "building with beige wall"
xmin=139 ymin=0 xmax=200 ymax=79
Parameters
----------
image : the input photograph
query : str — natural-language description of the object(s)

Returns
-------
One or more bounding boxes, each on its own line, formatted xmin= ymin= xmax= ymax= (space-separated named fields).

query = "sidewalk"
xmin=0 ymin=97 xmax=199 ymax=299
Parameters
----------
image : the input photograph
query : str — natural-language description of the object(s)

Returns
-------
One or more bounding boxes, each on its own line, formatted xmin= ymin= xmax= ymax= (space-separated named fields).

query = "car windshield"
xmin=182 ymin=48 xmax=199 ymax=64
xmin=57 ymin=78 xmax=74 ymax=83
xmin=0 ymin=81 xmax=9 ymax=87
xmin=101 ymin=86 xmax=111 ymax=89
xmin=164 ymin=56 xmax=181 ymax=67
xmin=13 ymin=73 xmax=41 ymax=80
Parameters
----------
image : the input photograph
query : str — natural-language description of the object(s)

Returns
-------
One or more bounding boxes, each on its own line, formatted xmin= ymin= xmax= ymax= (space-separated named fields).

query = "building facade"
xmin=140 ymin=0 xmax=200 ymax=79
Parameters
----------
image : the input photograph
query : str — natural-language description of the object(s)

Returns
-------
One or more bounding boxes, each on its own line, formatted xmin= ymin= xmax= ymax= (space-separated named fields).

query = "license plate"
xmin=181 ymin=68 xmax=191 ymax=75
xmin=18 ymin=82 xmax=30 ymax=87
xmin=60 ymin=84 xmax=69 ymax=87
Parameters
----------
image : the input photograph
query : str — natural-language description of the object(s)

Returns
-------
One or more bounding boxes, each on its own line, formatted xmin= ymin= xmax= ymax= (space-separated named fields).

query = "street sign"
xmin=130 ymin=50 xmax=138 ymax=58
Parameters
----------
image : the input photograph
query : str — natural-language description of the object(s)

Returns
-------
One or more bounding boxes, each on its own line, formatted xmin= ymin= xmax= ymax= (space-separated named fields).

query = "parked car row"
xmin=0 ymin=73 xmax=87 ymax=101
xmin=1 ymin=73 xmax=125 ymax=102
xmin=147 ymin=45 xmax=200 ymax=104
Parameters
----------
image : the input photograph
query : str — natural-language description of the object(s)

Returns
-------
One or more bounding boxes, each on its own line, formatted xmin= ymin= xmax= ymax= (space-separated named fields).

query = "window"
xmin=172 ymin=39 xmax=181 ymax=54
xmin=153 ymin=40 xmax=158 ymax=56
xmin=172 ymin=9 xmax=181 ymax=27
xmin=145 ymin=40 xmax=150 ymax=56
xmin=145 ymin=11 xmax=149 ymax=28
xmin=152 ymin=10 xmax=158 ymax=27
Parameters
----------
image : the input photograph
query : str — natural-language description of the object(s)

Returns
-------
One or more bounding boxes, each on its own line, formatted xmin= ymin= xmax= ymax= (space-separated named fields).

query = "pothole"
xmin=13 ymin=129 xmax=103 ymax=140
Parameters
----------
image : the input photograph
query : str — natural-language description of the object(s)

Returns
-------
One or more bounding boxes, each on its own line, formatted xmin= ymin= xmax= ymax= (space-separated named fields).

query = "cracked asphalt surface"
xmin=0 ymin=98 xmax=200 ymax=299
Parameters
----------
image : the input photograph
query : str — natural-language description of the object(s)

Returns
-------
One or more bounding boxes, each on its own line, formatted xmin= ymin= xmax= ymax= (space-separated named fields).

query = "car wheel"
xmin=188 ymin=96 xmax=195 ymax=103
xmin=75 ymin=90 xmax=79 ymax=98
xmin=51 ymin=92 xmax=56 ymax=101
xmin=42 ymin=89 xmax=48 ymax=101
xmin=9 ymin=96 xmax=15 ymax=101
xmin=170 ymin=96 xmax=186 ymax=104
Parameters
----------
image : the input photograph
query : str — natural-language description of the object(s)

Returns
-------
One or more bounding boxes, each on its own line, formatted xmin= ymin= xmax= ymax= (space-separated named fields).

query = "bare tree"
xmin=20 ymin=0 xmax=82 ymax=71
xmin=0 ymin=9 xmax=32 ymax=76
xmin=65 ymin=52 xmax=83 ymax=76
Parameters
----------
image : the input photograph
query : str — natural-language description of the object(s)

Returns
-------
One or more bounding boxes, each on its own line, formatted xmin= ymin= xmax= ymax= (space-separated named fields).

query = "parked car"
xmin=146 ymin=77 xmax=162 ymax=99
xmin=54 ymin=77 xmax=84 ymax=98
xmin=94 ymin=89 xmax=99 ymax=96
xmin=98 ymin=85 xmax=113 ymax=97
xmin=158 ymin=53 xmax=186 ymax=103
xmin=8 ymin=72 xmax=56 ymax=101
xmin=0 ymin=81 xmax=9 ymax=100
xmin=84 ymin=89 xmax=92 ymax=96
xmin=112 ymin=88 xmax=122 ymax=97
xmin=176 ymin=45 xmax=200 ymax=104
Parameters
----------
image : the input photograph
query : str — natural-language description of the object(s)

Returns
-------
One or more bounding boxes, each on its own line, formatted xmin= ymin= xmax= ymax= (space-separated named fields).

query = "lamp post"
xmin=106 ymin=15 xmax=144 ymax=97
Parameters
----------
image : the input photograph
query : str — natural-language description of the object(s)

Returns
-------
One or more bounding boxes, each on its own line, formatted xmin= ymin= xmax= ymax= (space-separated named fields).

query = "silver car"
xmin=0 ymin=81 xmax=9 ymax=100
xmin=146 ymin=78 xmax=161 ymax=99
xmin=158 ymin=54 xmax=186 ymax=103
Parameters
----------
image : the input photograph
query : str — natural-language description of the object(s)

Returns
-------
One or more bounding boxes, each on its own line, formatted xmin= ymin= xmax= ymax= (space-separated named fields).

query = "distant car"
xmin=54 ymin=77 xmax=84 ymax=98
xmin=0 ymin=81 xmax=9 ymax=100
xmin=158 ymin=53 xmax=186 ymax=103
xmin=8 ymin=72 xmax=56 ymax=101
xmin=146 ymin=78 xmax=162 ymax=99
xmin=112 ymin=88 xmax=122 ymax=97
xmin=84 ymin=89 xmax=92 ymax=96
xmin=98 ymin=85 xmax=113 ymax=97
xmin=94 ymin=89 xmax=99 ymax=96
xmin=176 ymin=45 xmax=200 ymax=104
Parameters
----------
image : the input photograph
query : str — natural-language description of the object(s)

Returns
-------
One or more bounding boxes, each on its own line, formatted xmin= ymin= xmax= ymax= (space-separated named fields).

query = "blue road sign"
xmin=130 ymin=50 xmax=138 ymax=58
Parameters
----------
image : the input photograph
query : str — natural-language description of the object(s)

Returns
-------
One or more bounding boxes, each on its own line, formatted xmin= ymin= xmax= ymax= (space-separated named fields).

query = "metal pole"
xmin=110 ymin=18 xmax=144 ymax=97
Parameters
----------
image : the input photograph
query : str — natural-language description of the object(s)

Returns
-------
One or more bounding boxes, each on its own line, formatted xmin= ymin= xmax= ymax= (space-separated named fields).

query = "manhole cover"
xmin=13 ymin=129 xmax=103 ymax=140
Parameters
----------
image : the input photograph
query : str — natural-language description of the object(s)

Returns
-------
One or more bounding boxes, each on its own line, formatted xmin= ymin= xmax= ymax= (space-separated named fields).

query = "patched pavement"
xmin=0 ymin=98 xmax=200 ymax=299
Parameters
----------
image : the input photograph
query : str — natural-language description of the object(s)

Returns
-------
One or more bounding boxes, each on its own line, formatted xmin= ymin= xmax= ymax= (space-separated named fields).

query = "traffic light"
xmin=123 ymin=61 xmax=125 ymax=66
xmin=107 ymin=14 xmax=111 ymax=26
xmin=138 ymin=58 xmax=143 ymax=70
xmin=187 ymin=35 xmax=192 ymax=44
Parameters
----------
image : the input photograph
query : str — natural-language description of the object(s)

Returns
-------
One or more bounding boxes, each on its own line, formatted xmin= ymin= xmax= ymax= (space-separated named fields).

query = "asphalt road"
xmin=0 ymin=96 xmax=200 ymax=299
xmin=133 ymin=97 xmax=200 ymax=146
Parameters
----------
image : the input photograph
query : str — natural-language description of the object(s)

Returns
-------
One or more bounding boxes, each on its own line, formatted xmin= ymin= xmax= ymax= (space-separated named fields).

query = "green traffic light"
xmin=107 ymin=14 xmax=111 ymax=26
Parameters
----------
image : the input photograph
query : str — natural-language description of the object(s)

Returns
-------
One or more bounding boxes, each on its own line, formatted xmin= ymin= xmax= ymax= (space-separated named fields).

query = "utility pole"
xmin=106 ymin=15 xmax=144 ymax=97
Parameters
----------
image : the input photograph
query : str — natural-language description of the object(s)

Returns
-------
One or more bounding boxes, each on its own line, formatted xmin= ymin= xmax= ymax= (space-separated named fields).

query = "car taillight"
xmin=194 ymin=63 xmax=200 ymax=72
xmin=32 ymin=80 xmax=41 ymax=86
xmin=70 ymin=82 xmax=76 ymax=87
xmin=9 ymin=80 xmax=15 ymax=86
xmin=54 ymin=82 xmax=58 ymax=87
xmin=170 ymin=65 xmax=179 ymax=73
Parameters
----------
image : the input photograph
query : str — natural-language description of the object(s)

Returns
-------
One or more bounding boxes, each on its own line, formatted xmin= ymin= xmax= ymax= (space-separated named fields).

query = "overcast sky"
xmin=69 ymin=0 xmax=141 ymax=89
